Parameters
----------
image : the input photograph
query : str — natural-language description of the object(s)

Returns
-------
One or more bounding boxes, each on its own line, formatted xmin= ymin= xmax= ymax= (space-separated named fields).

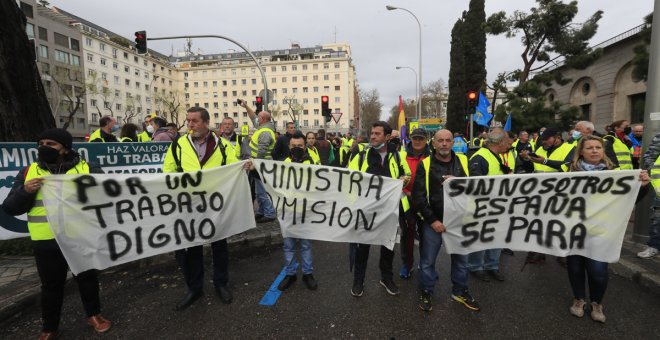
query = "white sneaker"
xmin=637 ymin=247 xmax=659 ymax=259
xmin=590 ymin=302 xmax=606 ymax=323
xmin=569 ymin=299 xmax=586 ymax=317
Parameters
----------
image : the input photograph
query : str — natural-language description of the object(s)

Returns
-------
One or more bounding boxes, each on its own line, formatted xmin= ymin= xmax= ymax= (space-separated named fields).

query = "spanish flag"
xmin=398 ymin=95 xmax=405 ymax=130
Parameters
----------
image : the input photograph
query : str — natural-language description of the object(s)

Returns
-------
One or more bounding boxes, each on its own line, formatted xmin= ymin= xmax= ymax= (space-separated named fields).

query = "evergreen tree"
xmin=446 ymin=16 xmax=467 ymax=134
xmin=464 ymin=0 xmax=487 ymax=94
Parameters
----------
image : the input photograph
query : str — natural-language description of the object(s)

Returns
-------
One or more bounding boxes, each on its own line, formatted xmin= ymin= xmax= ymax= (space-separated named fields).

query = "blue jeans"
xmin=254 ymin=177 xmax=276 ymax=218
xmin=283 ymin=238 xmax=313 ymax=275
xmin=648 ymin=197 xmax=660 ymax=250
xmin=566 ymin=255 xmax=608 ymax=303
xmin=467 ymin=248 xmax=501 ymax=272
xmin=418 ymin=223 xmax=469 ymax=295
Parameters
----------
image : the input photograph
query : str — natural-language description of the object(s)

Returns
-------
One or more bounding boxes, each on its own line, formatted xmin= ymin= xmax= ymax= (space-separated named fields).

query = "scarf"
xmin=578 ymin=159 xmax=607 ymax=171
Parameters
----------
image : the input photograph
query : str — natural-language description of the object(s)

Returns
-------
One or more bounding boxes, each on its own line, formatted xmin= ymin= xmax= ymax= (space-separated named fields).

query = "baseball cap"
xmin=410 ymin=128 xmax=427 ymax=138
xmin=539 ymin=127 xmax=560 ymax=140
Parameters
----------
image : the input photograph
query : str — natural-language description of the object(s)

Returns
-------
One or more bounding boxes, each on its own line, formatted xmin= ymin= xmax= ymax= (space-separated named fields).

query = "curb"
xmin=0 ymin=222 xmax=282 ymax=324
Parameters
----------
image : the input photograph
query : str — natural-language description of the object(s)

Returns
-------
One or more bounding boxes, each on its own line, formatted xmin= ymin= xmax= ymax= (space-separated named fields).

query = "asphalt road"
xmin=1 ymin=242 xmax=659 ymax=339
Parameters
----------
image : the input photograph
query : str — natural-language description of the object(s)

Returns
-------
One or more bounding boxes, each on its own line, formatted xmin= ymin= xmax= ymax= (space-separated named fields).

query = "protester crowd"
xmin=3 ymin=103 xmax=659 ymax=338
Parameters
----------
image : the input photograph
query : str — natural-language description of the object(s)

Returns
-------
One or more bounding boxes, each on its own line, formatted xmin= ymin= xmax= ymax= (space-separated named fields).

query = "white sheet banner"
xmin=254 ymin=160 xmax=403 ymax=250
xmin=41 ymin=161 xmax=255 ymax=274
xmin=443 ymin=170 xmax=642 ymax=263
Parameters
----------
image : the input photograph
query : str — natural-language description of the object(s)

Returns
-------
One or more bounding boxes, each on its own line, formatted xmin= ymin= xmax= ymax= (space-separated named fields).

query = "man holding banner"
xmin=163 ymin=106 xmax=238 ymax=310
xmin=411 ymin=129 xmax=480 ymax=312
xmin=277 ymin=131 xmax=318 ymax=291
xmin=2 ymin=129 xmax=112 ymax=339
xmin=467 ymin=128 xmax=511 ymax=282
xmin=348 ymin=121 xmax=411 ymax=297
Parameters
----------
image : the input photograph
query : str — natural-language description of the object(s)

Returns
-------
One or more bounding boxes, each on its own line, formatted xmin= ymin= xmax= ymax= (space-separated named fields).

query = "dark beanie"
xmin=37 ymin=128 xmax=73 ymax=149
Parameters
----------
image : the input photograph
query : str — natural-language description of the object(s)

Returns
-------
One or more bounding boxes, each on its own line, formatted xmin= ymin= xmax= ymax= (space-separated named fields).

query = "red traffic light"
xmin=134 ymin=30 xmax=147 ymax=55
xmin=321 ymin=95 xmax=329 ymax=103
xmin=467 ymin=91 xmax=477 ymax=100
xmin=256 ymin=96 xmax=263 ymax=104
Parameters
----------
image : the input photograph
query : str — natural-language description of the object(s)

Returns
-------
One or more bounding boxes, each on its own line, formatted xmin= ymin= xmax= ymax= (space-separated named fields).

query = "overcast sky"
xmin=50 ymin=0 xmax=654 ymax=118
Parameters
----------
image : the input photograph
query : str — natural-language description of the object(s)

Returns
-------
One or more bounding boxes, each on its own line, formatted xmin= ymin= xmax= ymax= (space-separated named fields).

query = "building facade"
xmin=541 ymin=24 xmax=648 ymax=131
xmin=172 ymin=42 xmax=359 ymax=134
xmin=24 ymin=3 xmax=359 ymax=137
xmin=22 ymin=0 xmax=88 ymax=139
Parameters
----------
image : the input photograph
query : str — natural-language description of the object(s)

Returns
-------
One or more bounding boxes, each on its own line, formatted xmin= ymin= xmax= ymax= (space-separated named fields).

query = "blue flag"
xmin=473 ymin=92 xmax=492 ymax=127
xmin=504 ymin=112 xmax=512 ymax=131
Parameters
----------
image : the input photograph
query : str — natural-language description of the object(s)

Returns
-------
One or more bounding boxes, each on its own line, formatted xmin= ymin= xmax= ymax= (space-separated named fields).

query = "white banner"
xmin=41 ymin=161 xmax=255 ymax=274
xmin=443 ymin=170 xmax=642 ymax=263
xmin=254 ymin=160 xmax=403 ymax=250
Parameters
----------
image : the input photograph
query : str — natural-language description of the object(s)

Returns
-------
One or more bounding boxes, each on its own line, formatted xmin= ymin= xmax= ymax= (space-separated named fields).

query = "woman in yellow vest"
xmin=565 ymin=135 xmax=650 ymax=323
xmin=305 ymin=131 xmax=321 ymax=165
xmin=1 ymin=129 xmax=111 ymax=339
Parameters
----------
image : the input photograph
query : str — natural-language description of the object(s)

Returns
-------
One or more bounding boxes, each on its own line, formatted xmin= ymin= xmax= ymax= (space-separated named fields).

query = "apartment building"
xmin=52 ymin=7 xmax=178 ymax=131
xmin=172 ymin=42 xmax=359 ymax=134
xmin=22 ymin=0 xmax=88 ymax=139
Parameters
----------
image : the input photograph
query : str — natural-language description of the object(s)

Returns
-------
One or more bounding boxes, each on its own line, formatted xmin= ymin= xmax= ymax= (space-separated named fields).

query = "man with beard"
xmin=412 ymin=129 xmax=480 ymax=312
xmin=2 ymin=129 xmax=111 ymax=339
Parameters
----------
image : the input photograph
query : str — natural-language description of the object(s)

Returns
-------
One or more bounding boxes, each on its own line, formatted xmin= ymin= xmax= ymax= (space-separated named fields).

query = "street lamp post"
xmin=395 ymin=66 xmax=418 ymax=119
xmin=387 ymin=5 xmax=422 ymax=121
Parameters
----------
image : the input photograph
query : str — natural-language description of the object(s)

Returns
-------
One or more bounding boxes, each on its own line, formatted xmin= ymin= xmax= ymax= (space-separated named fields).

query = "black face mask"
xmin=390 ymin=138 xmax=401 ymax=146
xmin=38 ymin=145 xmax=60 ymax=164
xmin=290 ymin=147 xmax=305 ymax=160
xmin=623 ymin=127 xmax=632 ymax=135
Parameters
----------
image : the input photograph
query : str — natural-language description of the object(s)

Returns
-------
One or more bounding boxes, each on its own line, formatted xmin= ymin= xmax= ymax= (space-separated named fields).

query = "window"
xmin=99 ymin=43 xmax=105 ymax=51
xmin=116 ymin=103 xmax=122 ymax=110
xmin=87 ymin=54 xmax=94 ymax=62
xmin=112 ymin=48 xmax=117 ymax=57
xmin=224 ymin=113 xmax=229 ymax=118
xmin=114 ymin=76 xmax=120 ymax=84
xmin=335 ymin=74 xmax=340 ymax=80
xmin=90 ymin=99 xmax=97 ymax=107
xmin=282 ymin=88 xmax=288 ymax=94
xmin=303 ymin=76 xmax=308 ymax=81
xmin=335 ymin=85 xmax=341 ymax=91
xmin=194 ymin=82 xmax=199 ymax=88
xmin=40 ymin=62 xmax=50 ymax=75
xmin=292 ymin=65 xmax=297 ymax=71
xmin=313 ymin=98 xmax=319 ymax=104
xmin=313 ymin=64 xmax=318 ymax=70
xmin=335 ymin=97 xmax=340 ymax=103
xmin=292 ymin=76 xmax=297 ymax=82
xmin=38 ymin=45 xmax=48 ymax=59
xmin=281 ymin=66 xmax=287 ymax=71
xmin=38 ymin=27 xmax=47 ymax=41
xmin=252 ymin=79 xmax=257 ymax=85
xmin=271 ymin=77 xmax=276 ymax=84
xmin=232 ymin=91 xmax=237 ymax=96
xmin=26 ymin=23 xmax=35 ymax=39
xmin=324 ymin=86 xmax=329 ymax=92
xmin=334 ymin=62 xmax=340 ymax=69
xmin=243 ymin=112 xmax=248 ymax=118
xmin=303 ymin=65 xmax=308 ymax=70
xmin=281 ymin=77 xmax=287 ymax=83
xmin=204 ymin=81 xmax=208 ymax=87
xmin=304 ymin=120 xmax=308 ymax=127
xmin=303 ymin=98 xmax=308 ymax=104
xmin=292 ymin=88 xmax=298 ymax=94
xmin=54 ymin=33 xmax=69 ymax=48
xmin=303 ymin=87 xmax=308 ymax=93
xmin=233 ymin=112 xmax=238 ymax=118
xmin=303 ymin=109 xmax=309 ymax=115
xmin=124 ymin=65 xmax=130 ymax=73
xmin=323 ymin=63 xmax=329 ymax=69
xmin=241 ymin=79 xmax=247 ymax=85
xmin=314 ymin=119 xmax=319 ymax=127
xmin=313 ymin=86 xmax=319 ymax=93
xmin=70 ymin=39 xmax=79 ymax=51
xmin=125 ymin=79 xmax=130 ymax=86
xmin=101 ymin=73 xmax=107 ymax=81
xmin=71 ymin=55 xmax=80 ymax=66
xmin=314 ymin=109 xmax=319 ymax=115
xmin=313 ymin=75 xmax=319 ymax=81
xmin=134 ymin=56 xmax=138 ymax=64
xmin=271 ymin=66 xmax=276 ymax=72
xmin=115 ymin=90 xmax=120 ymax=97
xmin=54 ymin=49 xmax=69 ymax=63
xmin=100 ymin=58 xmax=107 ymax=66
xmin=135 ymin=69 xmax=140 ymax=76
xmin=232 ymin=80 xmax=237 ymax=86
xmin=213 ymin=81 xmax=218 ymax=87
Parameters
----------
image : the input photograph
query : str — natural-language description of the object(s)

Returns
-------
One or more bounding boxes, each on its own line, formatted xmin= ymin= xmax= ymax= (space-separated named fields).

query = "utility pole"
xmin=634 ymin=0 xmax=660 ymax=243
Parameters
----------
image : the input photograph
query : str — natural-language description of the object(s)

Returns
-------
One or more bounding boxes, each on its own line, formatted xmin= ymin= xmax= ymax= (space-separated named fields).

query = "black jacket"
xmin=272 ymin=133 xmax=292 ymax=161
xmin=411 ymin=151 xmax=467 ymax=224
xmin=2 ymin=157 xmax=103 ymax=216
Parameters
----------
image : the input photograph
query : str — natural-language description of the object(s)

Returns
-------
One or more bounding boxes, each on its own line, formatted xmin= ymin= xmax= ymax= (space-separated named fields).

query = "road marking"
xmin=259 ymin=262 xmax=298 ymax=306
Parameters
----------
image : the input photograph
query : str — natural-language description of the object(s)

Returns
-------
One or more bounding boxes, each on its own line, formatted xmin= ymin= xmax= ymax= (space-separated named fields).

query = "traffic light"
xmin=134 ymin=31 xmax=147 ymax=55
xmin=467 ymin=91 xmax=478 ymax=115
xmin=255 ymin=96 xmax=263 ymax=113
xmin=321 ymin=96 xmax=331 ymax=122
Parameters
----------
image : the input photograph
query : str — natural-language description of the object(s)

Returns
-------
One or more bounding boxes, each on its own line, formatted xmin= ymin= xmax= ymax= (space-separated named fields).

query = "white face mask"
xmin=146 ymin=125 xmax=155 ymax=133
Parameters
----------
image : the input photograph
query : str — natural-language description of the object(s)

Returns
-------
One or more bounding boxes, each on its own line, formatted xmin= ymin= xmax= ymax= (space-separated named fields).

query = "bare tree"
xmin=154 ymin=91 xmax=185 ymax=130
xmin=358 ymin=88 xmax=382 ymax=133
xmin=50 ymin=66 xmax=86 ymax=130
xmin=422 ymin=78 xmax=447 ymax=118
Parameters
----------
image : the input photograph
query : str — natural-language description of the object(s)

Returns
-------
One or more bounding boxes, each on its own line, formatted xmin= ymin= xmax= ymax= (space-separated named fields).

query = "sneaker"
xmin=379 ymin=279 xmax=400 ymax=295
xmin=502 ymin=248 xmax=514 ymax=256
xmin=487 ymin=270 xmax=505 ymax=282
xmin=302 ymin=274 xmax=318 ymax=290
xmin=351 ymin=280 xmax=364 ymax=297
xmin=419 ymin=290 xmax=433 ymax=312
xmin=569 ymin=299 xmax=586 ymax=317
xmin=590 ymin=302 xmax=606 ymax=323
xmin=399 ymin=264 xmax=413 ymax=279
xmin=451 ymin=291 xmax=481 ymax=311
xmin=472 ymin=270 xmax=490 ymax=282
xmin=637 ymin=246 xmax=659 ymax=259
xmin=278 ymin=275 xmax=296 ymax=291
